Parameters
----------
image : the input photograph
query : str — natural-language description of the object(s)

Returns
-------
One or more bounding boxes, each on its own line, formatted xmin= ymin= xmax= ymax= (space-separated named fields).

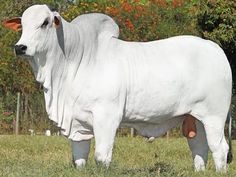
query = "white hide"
xmin=15 ymin=5 xmax=232 ymax=171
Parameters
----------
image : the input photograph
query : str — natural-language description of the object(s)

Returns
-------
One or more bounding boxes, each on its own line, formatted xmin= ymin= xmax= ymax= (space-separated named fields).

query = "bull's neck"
xmin=33 ymin=18 xmax=96 ymax=88
xmin=32 ymin=18 xmax=96 ymax=120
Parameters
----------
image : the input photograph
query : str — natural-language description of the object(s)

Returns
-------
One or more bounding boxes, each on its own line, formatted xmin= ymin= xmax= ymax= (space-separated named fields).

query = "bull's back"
xmin=118 ymin=36 xmax=232 ymax=121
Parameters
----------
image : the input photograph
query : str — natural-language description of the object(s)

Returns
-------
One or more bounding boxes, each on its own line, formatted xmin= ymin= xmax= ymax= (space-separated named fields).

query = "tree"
xmin=197 ymin=0 xmax=236 ymax=86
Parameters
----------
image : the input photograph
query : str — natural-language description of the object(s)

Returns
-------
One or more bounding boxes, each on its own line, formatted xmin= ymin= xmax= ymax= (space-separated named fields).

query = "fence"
xmin=0 ymin=91 xmax=235 ymax=139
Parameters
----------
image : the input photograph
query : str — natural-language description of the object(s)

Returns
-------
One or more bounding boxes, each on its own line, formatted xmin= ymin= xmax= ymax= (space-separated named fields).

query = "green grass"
xmin=0 ymin=136 xmax=235 ymax=177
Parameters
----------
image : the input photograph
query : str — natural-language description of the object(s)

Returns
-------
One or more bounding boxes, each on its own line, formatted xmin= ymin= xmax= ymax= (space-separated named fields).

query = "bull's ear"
xmin=53 ymin=13 xmax=61 ymax=28
xmin=2 ymin=17 xmax=22 ymax=32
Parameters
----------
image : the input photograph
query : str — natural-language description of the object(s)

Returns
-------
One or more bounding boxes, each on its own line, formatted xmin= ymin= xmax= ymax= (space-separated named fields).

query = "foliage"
xmin=0 ymin=91 xmax=58 ymax=134
xmin=196 ymin=0 xmax=236 ymax=82
xmin=0 ymin=96 xmax=14 ymax=134
xmin=62 ymin=0 xmax=198 ymax=41
xmin=0 ymin=0 xmax=236 ymax=135
xmin=197 ymin=0 xmax=236 ymax=43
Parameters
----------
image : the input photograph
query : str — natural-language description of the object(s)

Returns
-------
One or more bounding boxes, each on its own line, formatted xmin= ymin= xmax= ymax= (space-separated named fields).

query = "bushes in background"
xmin=62 ymin=0 xmax=199 ymax=41
xmin=197 ymin=0 xmax=236 ymax=84
xmin=0 ymin=0 xmax=236 ymax=135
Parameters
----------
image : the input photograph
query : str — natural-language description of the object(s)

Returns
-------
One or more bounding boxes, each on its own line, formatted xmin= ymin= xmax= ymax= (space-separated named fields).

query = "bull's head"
xmin=3 ymin=5 xmax=61 ymax=56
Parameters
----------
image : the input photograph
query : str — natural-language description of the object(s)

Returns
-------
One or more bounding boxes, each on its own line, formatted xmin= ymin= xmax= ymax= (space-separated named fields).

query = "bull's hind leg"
xmin=187 ymin=119 xmax=209 ymax=171
xmin=203 ymin=117 xmax=229 ymax=172
xmin=71 ymin=140 xmax=91 ymax=168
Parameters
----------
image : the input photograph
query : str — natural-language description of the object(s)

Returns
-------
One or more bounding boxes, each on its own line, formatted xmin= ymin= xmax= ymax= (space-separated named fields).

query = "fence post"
xmin=131 ymin=128 xmax=134 ymax=137
xmin=15 ymin=92 xmax=20 ymax=135
xmin=166 ymin=131 xmax=170 ymax=141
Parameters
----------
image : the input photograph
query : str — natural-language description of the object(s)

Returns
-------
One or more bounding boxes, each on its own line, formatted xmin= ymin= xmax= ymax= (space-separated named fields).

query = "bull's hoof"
xmin=74 ymin=159 xmax=86 ymax=169
xmin=147 ymin=137 xmax=155 ymax=143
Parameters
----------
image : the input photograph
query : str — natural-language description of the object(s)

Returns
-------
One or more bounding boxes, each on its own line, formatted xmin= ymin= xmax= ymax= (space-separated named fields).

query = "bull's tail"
xmin=226 ymin=109 xmax=233 ymax=164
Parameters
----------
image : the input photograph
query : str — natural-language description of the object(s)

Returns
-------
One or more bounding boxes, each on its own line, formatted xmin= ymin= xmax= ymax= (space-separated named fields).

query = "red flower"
xmin=125 ymin=18 xmax=134 ymax=31
xmin=134 ymin=13 xmax=141 ymax=19
xmin=172 ymin=0 xmax=184 ymax=8
xmin=106 ymin=7 xmax=120 ymax=16
xmin=135 ymin=5 xmax=145 ymax=13
xmin=156 ymin=0 xmax=168 ymax=8
xmin=123 ymin=2 xmax=133 ymax=13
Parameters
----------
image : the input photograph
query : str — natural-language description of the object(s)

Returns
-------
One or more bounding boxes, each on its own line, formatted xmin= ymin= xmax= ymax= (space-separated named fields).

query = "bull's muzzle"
xmin=15 ymin=44 xmax=27 ymax=55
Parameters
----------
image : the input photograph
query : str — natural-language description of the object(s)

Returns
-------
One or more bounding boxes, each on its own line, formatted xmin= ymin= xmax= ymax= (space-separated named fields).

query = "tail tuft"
xmin=227 ymin=149 xmax=233 ymax=164
xmin=226 ymin=110 xmax=233 ymax=164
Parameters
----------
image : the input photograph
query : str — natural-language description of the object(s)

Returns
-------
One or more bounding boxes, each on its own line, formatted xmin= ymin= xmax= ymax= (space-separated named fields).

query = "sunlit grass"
xmin=0 ymin=135 xmax=235 ymax=177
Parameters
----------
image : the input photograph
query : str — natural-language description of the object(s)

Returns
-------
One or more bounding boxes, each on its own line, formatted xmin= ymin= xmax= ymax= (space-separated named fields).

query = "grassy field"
xmin=0 ymin=136 xmax=235 ymax=177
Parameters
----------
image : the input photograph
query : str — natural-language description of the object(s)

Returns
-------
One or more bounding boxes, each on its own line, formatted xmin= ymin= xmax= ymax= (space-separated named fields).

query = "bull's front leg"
xmin=71 ymin=139 xmax=91 ymax=168
xmin=93 ymin=105 xmax=122 ymax=167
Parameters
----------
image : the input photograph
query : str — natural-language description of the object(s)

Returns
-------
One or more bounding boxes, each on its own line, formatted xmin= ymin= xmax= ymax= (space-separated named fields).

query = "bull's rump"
xmin=116 ymin=36 xmax=232 ymax=123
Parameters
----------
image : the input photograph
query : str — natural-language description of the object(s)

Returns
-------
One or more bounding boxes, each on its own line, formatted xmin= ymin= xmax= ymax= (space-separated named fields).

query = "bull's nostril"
xmin=20 ymin=45 xmax=27 ymax=51
xmin=15 ymin=44 xmax=27 ymax=55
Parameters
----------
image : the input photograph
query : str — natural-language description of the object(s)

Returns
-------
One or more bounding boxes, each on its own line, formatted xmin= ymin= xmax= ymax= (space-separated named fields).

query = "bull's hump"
xmin=71 ymin=13 xmax=119 ymax=38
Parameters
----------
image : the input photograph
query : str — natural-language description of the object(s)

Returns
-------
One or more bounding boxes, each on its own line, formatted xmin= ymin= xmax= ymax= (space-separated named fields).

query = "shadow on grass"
xmin=121 ymin=162 xmax=176 ymax=176
xmin=75 ymin=161 xmax=176 ymax=176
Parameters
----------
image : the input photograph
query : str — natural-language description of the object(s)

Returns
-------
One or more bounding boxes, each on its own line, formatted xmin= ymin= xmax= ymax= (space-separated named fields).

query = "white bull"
xmin=3 ymin=4 xmax=232 ymax=172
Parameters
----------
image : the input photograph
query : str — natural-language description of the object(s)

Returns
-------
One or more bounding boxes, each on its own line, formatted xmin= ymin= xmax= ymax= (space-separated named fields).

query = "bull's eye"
xmin=41 ymin=19 xmax=49 ymax=28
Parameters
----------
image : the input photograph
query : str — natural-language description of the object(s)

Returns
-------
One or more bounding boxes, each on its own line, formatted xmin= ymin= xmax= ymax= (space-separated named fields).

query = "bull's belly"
xmin=120 ymin=116 xmax=184 ymax=138
xmin=123 ymin=93 xmax=191 ymax=123
xmin=121 ymin=99 xmax=189 ymax=137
